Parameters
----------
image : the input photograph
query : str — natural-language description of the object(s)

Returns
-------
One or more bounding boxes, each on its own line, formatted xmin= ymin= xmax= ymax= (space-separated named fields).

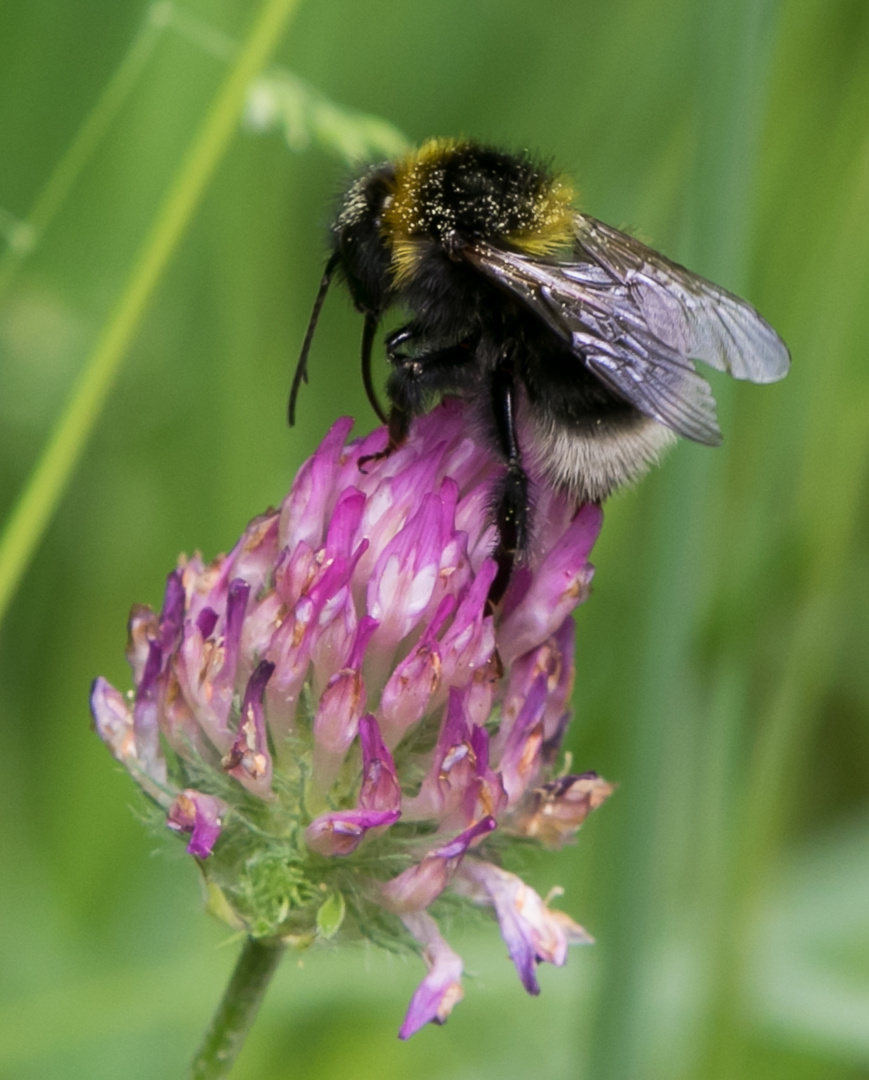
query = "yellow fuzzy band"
xmin=383 ymin=139 xmax=576 ymax=284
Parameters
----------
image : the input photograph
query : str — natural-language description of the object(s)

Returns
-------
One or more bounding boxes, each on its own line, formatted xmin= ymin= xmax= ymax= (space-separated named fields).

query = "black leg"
xmin=357 ymin=405 xmax=409 ymax=472
xmin=357 ymin=326 xmax=477 ymax=472
xmin=385 ymin=325 xmax=478 ymax=410
xmin=488 ymin=350 xmax=529 ymax=606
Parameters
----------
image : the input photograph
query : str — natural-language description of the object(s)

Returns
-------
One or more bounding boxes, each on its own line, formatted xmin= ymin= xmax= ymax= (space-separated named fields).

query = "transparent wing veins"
xmin=573 ymin=215 xmax=790 ymax=385
xmin=465 ymin=214 xmax=789 ymax=445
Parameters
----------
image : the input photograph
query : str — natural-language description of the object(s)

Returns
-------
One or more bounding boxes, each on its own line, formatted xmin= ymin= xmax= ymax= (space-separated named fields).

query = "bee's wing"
xmin=465 ymin=214 xmax=789 ymax=446
xmin=573 ymin=214 xmax=790 ymax=385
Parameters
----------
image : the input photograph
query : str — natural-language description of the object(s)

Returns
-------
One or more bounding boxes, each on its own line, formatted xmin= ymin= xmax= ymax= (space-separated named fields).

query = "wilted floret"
xmin=91 ymin=399 xmax=610 ymax=1037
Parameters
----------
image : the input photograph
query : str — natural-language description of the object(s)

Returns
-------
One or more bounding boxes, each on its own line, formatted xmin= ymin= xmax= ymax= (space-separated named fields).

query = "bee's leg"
xmin=384 ymin=323 xmax=419 ymax=362
xmin=357 ymin=323 xmax=423 ymax=470
xmin=358 ymin=325 xmax=476 ymax=471
xmin=488 ymin=352 xmax=529 ymax=607
xmin=357 ymin=405 xmax=410 ymax=472
xmin=386 ymin=325 xmax=477 ymax=400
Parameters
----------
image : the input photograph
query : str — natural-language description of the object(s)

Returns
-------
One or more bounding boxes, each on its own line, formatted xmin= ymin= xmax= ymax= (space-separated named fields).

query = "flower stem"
xmin=190 ymin=937 xmax=286 ymax=1080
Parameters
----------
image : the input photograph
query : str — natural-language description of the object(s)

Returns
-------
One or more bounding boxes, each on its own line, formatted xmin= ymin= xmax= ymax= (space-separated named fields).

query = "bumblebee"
xmin=291 ymin=138 xmax=790 ymax=602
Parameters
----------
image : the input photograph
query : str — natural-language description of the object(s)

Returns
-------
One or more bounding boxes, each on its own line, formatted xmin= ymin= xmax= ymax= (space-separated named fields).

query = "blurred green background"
xmin=1 ymin=0 xmax=867 ymax=1077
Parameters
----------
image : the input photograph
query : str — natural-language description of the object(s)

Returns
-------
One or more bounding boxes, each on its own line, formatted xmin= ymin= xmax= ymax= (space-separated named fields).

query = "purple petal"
xmin=307 ymin=586 xmax=359 ymax=702
xmin=460 ymin=724 xmax=507 ymax=825
xmin=543 ymin=616 xmax=576 ymax=743
xmin=499 ymin=503 xmax=602 ymax=666
xmin=132 ymin=640 xmax=167 ymax=786
xmin=323 ymin=488 xmax=366 ymax=561
xmin=358 ymin=714 xmax=401 ymax=812
xmin=177 ymin=579 xmax=250 ymax=749
xmin=196 ymin=606 xmax=219 ymax=640
xmin=381 ymin=816 xmax=496 ymax=913
xmin=378 ymin=596 xmax=454 ymax=743
xmin=167 ymin=789 xmax=227 ymax=857
xmin=221 ymin=579 xmax=250 ymax=691
xmin=266 ymin=548 xmax=362 ymax=722
xmin=158 ymin=570 xmax=186 ymax=653
xmin=279 ymin=416 xmax=355 ymax=553
xmin=399 ymin=912 xmax=464 ymax=1039
xmin=367 ymin=484 xmax=467 ymax=653
xmin=401 ymin=687 xmax=477 ymax=822
xmin=126 ymin=604 xmax=158 ymax=683
xmin=90 ymin=677 xmax=171 ymax=804
xmin=222 ymin=511 xmax=281 ymax=595
xmin=501 ymin=615 xmax=576 ymax=753
xmin=456 ymin=861 xmax=592 ymax=995
xmin=91 ymin=677 xmax=134 ymax=763
xmin=497 ymin=673 xmax=548 ymax=806
xmin=439 ymin=560 xmax=496 ymax=681
xmin=312 ymin=615 xmax=379 ymax=758
xmin=305 ymin=807 xmax=400 ymax=857
xmin=514 ymin=772 xmax=615 ymax=848
xmin=222 ymin=659 xmax=274 ymax=794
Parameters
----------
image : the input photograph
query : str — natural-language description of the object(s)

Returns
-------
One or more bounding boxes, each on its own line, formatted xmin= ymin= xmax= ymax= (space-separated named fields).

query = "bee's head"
xmin=332 ymin=163 xmax=397 ymax=317
xmin=288 ymin=163 xmax=398 ymax=427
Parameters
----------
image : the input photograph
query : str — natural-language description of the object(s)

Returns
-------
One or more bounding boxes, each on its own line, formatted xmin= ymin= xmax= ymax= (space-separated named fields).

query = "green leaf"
xmin=316 ymin=891 xmax=346 ymax=940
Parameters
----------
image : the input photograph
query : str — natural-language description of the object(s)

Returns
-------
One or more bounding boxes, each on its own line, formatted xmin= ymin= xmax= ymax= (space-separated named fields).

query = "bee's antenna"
xmin=288 ymin=251 xmax=341 ymax=426
xmin=361 ymin=312 xmax=388 ymax=424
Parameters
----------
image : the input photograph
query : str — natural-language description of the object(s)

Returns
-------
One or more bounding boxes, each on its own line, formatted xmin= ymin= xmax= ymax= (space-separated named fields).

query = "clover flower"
xmin=90 ymin=397 xmax=612 ymax=1038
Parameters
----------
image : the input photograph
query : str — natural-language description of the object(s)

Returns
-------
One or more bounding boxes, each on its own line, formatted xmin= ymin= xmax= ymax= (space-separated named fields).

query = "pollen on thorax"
xmin=383 ymin=139 xmax=576 ymax=283
xmin=506 ymin=174 xmax=575 ymax=256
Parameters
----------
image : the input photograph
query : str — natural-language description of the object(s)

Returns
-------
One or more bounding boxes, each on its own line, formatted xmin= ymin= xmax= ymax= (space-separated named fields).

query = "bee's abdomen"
xmin=522 ymin=402 xmax=677 ymax=503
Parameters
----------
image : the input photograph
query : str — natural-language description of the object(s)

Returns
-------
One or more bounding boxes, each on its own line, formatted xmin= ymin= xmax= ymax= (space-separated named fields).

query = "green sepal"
xmin=315 ymin=890 xmax=346 ymax=939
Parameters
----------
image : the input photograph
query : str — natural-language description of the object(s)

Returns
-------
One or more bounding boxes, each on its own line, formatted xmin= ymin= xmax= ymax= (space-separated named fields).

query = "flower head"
xmin=91 ymin=398 xmax=610 ymax=1035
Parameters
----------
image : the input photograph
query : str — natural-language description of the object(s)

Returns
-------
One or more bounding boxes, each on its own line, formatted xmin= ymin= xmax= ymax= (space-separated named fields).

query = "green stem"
xmin=190 ymin=937 xmax=286 ymax=1080
xmin=0 ymin=0 xmax=301 ymax=628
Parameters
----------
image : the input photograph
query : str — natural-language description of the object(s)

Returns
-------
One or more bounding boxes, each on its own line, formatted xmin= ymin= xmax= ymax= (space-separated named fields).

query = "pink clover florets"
xmin=90 ymin=398 xmax=612 ymax=1036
